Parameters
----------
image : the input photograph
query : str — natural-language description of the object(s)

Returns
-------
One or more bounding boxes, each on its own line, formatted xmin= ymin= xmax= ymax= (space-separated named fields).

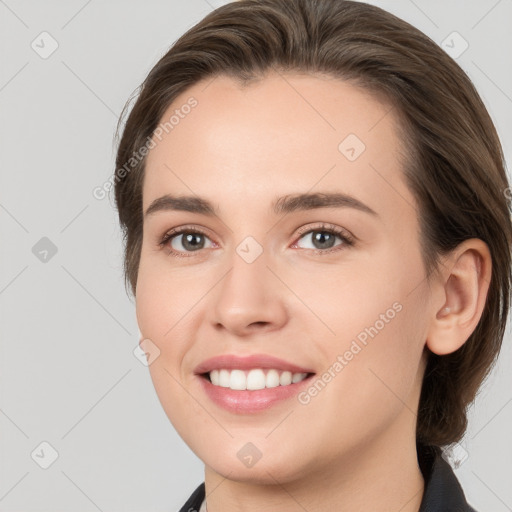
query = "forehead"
xmin=143 ymin=72 xmax=416 ymax=226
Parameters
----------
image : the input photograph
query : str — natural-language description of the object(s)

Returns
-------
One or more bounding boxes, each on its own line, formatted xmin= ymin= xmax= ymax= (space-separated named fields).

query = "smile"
xmin=205 ymin=368 xmax=311 ymax=390
xmin=195 ymin=353 xmax=316 ymax=413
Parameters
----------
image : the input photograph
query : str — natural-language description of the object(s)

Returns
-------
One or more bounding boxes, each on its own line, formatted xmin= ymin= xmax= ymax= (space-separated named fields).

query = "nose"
xmin=210 ymin=248 xmax=288 ymax=337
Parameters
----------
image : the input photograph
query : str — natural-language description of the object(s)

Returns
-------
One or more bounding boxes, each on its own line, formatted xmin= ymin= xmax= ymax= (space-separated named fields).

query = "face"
xmin=136 ymin=73 xmax=432 ymax=485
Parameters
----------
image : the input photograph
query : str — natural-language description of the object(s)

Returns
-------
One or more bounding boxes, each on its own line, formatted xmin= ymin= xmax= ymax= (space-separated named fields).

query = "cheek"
xmin=294 ymin=300 xmax=426 ymax=462
xmin=282 ymin=243 xmax=416 ymax=345
xmin=293 ymin=245 xmax=427 ymax=424
xmin=135 ymin=251 xmax=208 ymax=343
xmin=135 ymin=257 xmax=203 ymax=437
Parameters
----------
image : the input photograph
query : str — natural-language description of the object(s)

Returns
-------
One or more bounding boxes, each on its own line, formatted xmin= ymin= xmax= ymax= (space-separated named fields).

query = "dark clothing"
xmin=178 ymin=444 xmax=477 ymax=512
xmin=417 ymin=444 xmax=476 ymax=512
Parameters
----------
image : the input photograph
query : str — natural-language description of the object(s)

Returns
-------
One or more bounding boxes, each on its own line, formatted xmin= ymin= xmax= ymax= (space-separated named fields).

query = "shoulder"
xmin=418 ymin=444 xmax=478 ymax=512
xmin=177 ymin=482 xmax=205 ymax=512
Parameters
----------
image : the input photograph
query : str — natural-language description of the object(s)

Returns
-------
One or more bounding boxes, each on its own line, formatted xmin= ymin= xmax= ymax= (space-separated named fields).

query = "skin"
xmin=135 ymin=73 xmax=491 ymax=512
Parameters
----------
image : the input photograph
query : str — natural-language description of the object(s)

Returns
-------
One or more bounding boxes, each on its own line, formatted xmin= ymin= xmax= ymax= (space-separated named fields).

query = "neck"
xmin=203 ymin=412 xmax=425 ymax=512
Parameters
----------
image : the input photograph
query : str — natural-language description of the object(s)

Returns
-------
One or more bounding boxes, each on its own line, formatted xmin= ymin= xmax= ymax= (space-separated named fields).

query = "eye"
xmin=159 ymin=222 xmax=354 ymax=258
xmin=159 ymin=227 xmax=214 ymax=257
xmin=292 ymin=223 xmax=354 ymax=253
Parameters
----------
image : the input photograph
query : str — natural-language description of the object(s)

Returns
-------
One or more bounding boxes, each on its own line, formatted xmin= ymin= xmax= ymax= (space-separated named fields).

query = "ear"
xmin=426 ymin=239 xmax=492 ymax=355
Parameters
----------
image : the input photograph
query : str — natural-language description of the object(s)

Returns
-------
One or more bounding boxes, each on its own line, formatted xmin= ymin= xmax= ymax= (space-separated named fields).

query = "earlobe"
xmin=426 ymin=239 xmax=492 ymax=356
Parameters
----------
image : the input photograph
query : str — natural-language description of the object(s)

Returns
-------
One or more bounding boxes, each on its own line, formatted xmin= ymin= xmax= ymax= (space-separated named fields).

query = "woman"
xmin=113 ymin=1 xmax=512 ymax=510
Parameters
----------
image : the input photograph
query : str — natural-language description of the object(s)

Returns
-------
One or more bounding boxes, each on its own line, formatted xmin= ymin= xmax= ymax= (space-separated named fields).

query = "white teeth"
xmin=207 ymin=368 xmax=309 ymax=390
xmin=210 ymin=369 xmax=220 ymax=386
xmin=230 ymin=369 xmax=246 ymax=390
xmin=292 ymin=372 xmax=306 ymax=383
xmin=280 ymin=371 xmax=292 ymax=386
xmin=265 ymin=369 xmax=280 ymax=388
xmin=247 ymin=369 xmax=266 ymax=390
xmin=219 ymin=369 xmax=230 ymax=387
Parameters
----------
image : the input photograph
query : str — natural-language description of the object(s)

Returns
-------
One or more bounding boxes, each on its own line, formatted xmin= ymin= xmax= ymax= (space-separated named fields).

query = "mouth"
xmin=194 ymin=353 xmax=316 ymax=413
xmin=200 ymin=368 xmax=315 ymax=390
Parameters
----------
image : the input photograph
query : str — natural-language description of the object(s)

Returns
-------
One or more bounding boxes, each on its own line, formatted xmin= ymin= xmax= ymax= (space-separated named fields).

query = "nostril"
xmin=249 ymin=321 xmax=269 ymax=328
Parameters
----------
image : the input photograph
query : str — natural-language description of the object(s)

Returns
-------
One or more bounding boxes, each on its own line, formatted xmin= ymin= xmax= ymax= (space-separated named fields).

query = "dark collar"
xmin=179 ymin=445 xmax=477 ymax=512
xmin=417 ymin=443 xmax=476 ymax=511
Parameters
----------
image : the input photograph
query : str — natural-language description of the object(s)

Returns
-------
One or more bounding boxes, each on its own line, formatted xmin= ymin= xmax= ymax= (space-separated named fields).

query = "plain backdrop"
xmin=1 ymin=0 xmax=511 ymax=511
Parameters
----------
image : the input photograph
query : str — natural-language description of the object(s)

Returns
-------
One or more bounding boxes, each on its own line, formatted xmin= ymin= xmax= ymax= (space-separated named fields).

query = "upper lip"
xmin=194 ymin=354 xmax=315 ymax=375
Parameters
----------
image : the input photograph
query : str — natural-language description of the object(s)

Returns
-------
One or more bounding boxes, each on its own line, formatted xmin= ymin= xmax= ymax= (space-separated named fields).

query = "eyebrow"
xmin=144 ymin=192 xmax=378 ymax=219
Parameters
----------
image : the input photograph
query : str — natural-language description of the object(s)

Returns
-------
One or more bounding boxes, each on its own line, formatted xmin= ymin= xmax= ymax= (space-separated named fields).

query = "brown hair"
xmin=113 ymin=0 xmax=512 ymax=447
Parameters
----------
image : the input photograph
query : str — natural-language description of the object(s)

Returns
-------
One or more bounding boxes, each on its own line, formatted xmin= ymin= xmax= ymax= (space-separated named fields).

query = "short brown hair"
xmin=114 ymin=0 xmax=512 ymax=447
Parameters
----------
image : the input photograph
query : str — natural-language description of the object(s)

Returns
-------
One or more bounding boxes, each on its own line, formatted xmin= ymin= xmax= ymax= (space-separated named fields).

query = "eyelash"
xmin=158 ymin=223 xmax=355 ymax=258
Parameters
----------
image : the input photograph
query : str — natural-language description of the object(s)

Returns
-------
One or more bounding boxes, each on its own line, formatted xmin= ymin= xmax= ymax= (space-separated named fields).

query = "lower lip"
xmin=197 ymin=374 xmax=314 ymax=413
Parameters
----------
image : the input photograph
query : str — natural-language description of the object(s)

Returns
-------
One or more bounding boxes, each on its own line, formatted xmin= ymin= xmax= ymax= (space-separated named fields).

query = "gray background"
xmin=0 ymin=0 xmax=511 ymax=511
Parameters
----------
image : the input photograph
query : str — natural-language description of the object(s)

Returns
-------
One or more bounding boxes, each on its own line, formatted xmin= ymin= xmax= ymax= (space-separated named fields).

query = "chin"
xmin=200 ymin=442 xmax=314 ymax=485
